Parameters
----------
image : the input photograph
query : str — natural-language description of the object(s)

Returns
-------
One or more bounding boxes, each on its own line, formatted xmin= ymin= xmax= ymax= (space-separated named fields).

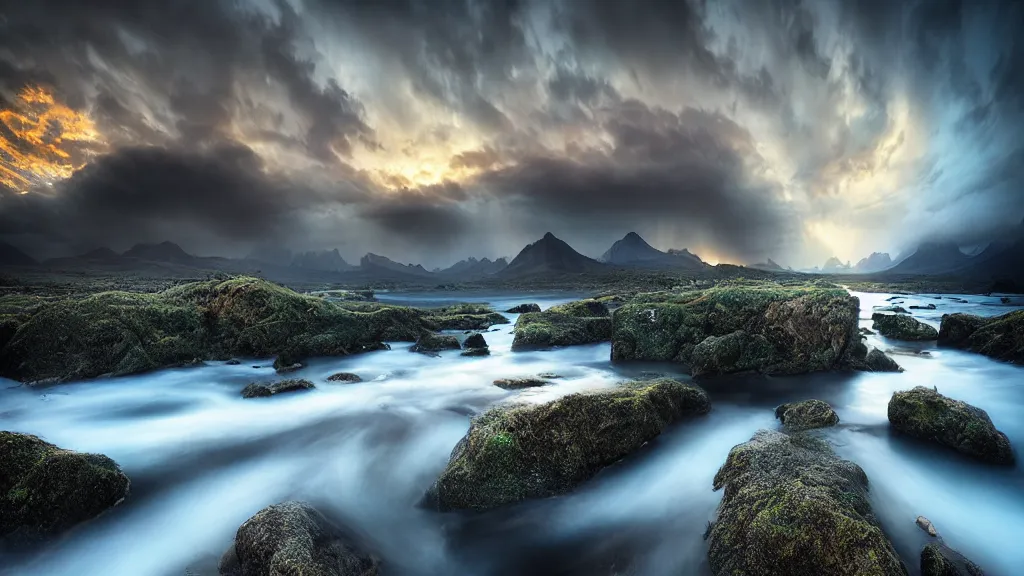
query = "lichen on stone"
xmin=775 ymin=399 xmax=840 ymax=431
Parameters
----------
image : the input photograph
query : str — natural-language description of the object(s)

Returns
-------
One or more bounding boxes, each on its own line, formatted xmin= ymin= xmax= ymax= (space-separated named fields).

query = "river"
xmin=0 ymin=291 xmax=1021 ymax=576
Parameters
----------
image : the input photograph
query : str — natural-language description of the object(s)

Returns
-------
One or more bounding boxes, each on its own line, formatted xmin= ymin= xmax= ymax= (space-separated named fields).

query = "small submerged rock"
xmin=218 ymin=501 xmax=379 ymax=576
xmin=505 ymin=303 xmax=541 ymax=314
xmin=410 ymin=333 xmax=461 ymax=353
xmin=326 ymin=372 xmax=362 ymax=383
xmin=888 ymin=386 xmax=1014 ymax=465
xmin=460 ymin=332 xmax=490 ymax=357
xmin=872 ymin=313 xmax=939 ymax=341
xmin=425 ymin=378 xmax=710 ymax=511
xmin=774 ymin=399 xmax=840 ymax=431
xmin=910 ymin=304 xmax=937 ymax=310
xmin=225 ymin=359 xmax=241 ymax=365
xmin=707 ymin=430 xmax=906 ymax=576
xmin=493 ymin=377 xmax=548 ymax=390
xmin=241 ymin=379 xmax=315 ymax=399
xmin=876 ymin=305 xmax=909 ymax=314
xmin=1 ymin=432 xmax=131 ymax=543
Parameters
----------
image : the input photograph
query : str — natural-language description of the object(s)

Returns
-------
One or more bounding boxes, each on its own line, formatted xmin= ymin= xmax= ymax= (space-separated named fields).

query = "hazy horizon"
xmin=2 ymin=0 xmax=1023 ymax=269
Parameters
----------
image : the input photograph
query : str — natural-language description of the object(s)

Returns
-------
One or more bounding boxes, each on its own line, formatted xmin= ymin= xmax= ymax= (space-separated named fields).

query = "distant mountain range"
xmin=821 ymin=257 xmax=851 ymax=274
xmin=748 ymin=258 xmax=786 ymax=272
xmin=499 ymin=232 xmax=606 ymax=277
xmin=436 ymin=257 xmax=508 ymax=279
xmin=853 ymin=252 xmax=892 ymax=273
xmin=600 ymin=232 xmax=705 ymax=269
xmin=0 ymin=242 xmax=37 ymax=266
xmin=885 ymin=242 xmax=973 ymax=275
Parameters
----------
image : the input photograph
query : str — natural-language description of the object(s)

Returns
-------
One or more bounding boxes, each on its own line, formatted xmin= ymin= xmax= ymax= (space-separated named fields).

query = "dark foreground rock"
xmin=1 ymin=431 xmax=130 ymax=543
xmin=426 ymin=378 xmax=710 ymax=510
xmin=0 ymin=277 xmax=508 ymax=384
xmin=708 ymin=430 xmax=906 ymax=576
xmin=875 ymin=305 xmax=908 ymax=314
xmin=327 ymin=372 xmax=362 ymax=383
xmin=219 ymin=501 xmax=379 ymax=576
xmin=872 ymin=313 xmax=938 ymax=340
xmin=463 ymin=332 xmax=487 ymax=349
xmin=612 ymin=285 xmax=861 ymax=375
xmin=938 ymin=311 xmax=1024 ymax=364
xmin=864 ymin=348 xmax=903 ymax=372
xmin=241 ymin=379 xmax=315 ymax=399
xmin=921 ymin=543 xmax=985 ymax=576
xmin=505 ymin=303 xmax=541 ymax=314
xmin=511 ymin=299 xmax=612 ymax=350
xmin=774 ymin=399 xmax=840 ymax=431
xmin=888 ymin=387 xmax=1014 ymax=465
xmin=410 ymin=333 xmax=461 ymax=353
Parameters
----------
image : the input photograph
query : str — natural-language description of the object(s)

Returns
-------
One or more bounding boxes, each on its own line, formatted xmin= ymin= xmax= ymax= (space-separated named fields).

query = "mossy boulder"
xmin=875 ymin=305 xmax=908 ymax=314
xmin=938 ymin=311 xmax=1024 ymax=363
xmin=241 ymin=379 xmax=315 ymax=399
xmin=864 ymin=348 xmax=902 ymax=372
xmin=921 ymin=543 xmax=984 ymax=576
xmin=505 ymin=303 xmax=541 ymax=313
xmin=708 ymin=430 xmax=907 ymax=576
xmin=493 ymin=377 xmax=549 ymax=390
xmin=888 ymin=387 xmax=1014 ymax=465
xmin=463 ymin=332 xmax=488 ymax=349
xmin=410 ymin=333 xmax=461 ymax=353
xmin=1 ymin=432 xmax=130 ymax=543
xmin=871 ymin=313 xmax=938 ymax=341
xmin=0 ymin=277 xmax=511 ymax=383
xmin=426 ymin=378 xmax=710 ymax=510
xmin=326 ymin=372 xmax=362 ymax=383
xmin=511 ymin=299 xmax=612 ymax=350
xmin=612 ymin=285 xmax=860 ymax=375
xmin=774 ymin=399 xmax=840 ymax=431
xmin=218 ymin=501 xmax=379 ymax=576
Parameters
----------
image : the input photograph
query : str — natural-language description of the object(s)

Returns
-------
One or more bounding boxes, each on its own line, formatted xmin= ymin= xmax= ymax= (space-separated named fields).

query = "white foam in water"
xmin=1 ymin=291 xmax=1022 ymax=575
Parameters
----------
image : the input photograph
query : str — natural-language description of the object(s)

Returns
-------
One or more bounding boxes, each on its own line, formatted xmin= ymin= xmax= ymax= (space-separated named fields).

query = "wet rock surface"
xmin=511 ymin=299 xmax=612 ymax=350
xmin=888 ymin=387 xmax=1014 ymax=465
xmin=241 ymin=379 xmax=316 ymax=399
xmin=410 ymin=333 xmax=461 ymax=353
xmin=938 ymin=311 xmax=1024 ymax=363
xmin=0 ymin=432 xmax=131 ymax=544
xmin=708 ymin=430 xmax=906 ymax=576
xmin=774 ymin=399 xmax=840 ymax=431
xmin=218 ymin=501 xmax=379 ymax=576
xmin=426 ymin=378 xmax=710 ymax=511
xmin=326 ymin=372 xmax=362 ymax=383
xmin=505 ymin=303 xmax=541 ymax=314
xmin=872 ymin=313 xmax=939 ymax=341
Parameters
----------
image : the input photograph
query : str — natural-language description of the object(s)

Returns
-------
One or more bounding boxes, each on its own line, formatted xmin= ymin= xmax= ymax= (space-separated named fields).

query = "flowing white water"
xmin=0 ymin=291 xmax=1021 ymax=576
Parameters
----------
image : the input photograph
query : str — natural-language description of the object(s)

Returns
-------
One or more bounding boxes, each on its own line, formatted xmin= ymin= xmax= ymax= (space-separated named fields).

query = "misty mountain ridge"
xmin=748 ymin=258 xmax=785 ymax=272
xmin=122 ymin=241 xmax=195 ymax=263
xmin=437 ymin=257 xmax=508 ymax=279
xmin=291 ymin=249 xmax=354 ymax=272
xmin=0 ymin=242 xmax=38 ymax=266
xmin=821 ymin=257 xmax=850 ymax=273
xmin=360 ymin=253 xmax=433 ymax=277
xmin=854 ymin=252 xmax=892 ymax=273
xmin=499 ymin=232 xmax=606 ymax=277
xmin=600 ymin=232 xmax=705 ymax=269
xmin=885 ymin=241 xmax=972 ymax=275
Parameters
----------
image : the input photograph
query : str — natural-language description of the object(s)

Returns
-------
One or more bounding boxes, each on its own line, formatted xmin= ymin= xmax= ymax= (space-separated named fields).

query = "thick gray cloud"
xmin=0 ymin=0 xmax=1022 ymax=267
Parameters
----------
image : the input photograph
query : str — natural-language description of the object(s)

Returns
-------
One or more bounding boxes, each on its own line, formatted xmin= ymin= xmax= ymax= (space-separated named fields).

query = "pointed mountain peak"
xmin=623 ymin=231 xmax=643 ymax=241
xmin=542 ymin=232 xmax=557 ymax=241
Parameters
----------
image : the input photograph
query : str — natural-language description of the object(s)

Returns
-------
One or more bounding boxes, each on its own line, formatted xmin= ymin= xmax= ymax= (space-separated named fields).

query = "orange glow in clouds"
xmin=0 ymin=86 xmax=105 ymax=192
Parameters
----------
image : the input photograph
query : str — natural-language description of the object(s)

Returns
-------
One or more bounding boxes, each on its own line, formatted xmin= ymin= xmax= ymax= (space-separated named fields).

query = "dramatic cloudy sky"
xmin=1 ymin=0 xmax=1022 ymax=267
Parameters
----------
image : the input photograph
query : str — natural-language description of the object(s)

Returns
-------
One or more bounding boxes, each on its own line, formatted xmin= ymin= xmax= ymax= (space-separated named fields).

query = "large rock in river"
xmin=888 ymin=387 xmax=1014 ymax=465
xmin=774 ymin=399 xmax=840 ymax=431
xmin=511 ymin=299 xmax=612 ymax=350
xmin=410 ymin=332 xmax=461 ymax=353
xmin=1 ymin=431 xmax=130 ymax=543
xmin=425 ymin=378 xmax=710 ymax=510
xmin=611 ymin=285 xmax=861 ymax=375
xmin=938 ymin=311 xmax=1024 ymax=364
xmin=871 ymin=312 xmax=938 ymax=341
xmin=708 ymin=430 xmax=907 ymax=576
xmin=921 ymin=542 xmax=985 ymax=576
xmin=219 ymin=501 xmax=379 ymax=576
xmin=241 ymin=379 xmax=315 ymax=399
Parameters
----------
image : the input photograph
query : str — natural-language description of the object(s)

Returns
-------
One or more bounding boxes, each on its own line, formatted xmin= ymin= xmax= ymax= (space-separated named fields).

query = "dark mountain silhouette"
xmin=853 ymin=252 xmax=892 ymax=273
xmin=600 ymin=232 xmax=705 ymax=269
xmin=885 ymin=242 xmax=971 ymax=275
xmin=0 ymin=242 xmax=37 ymax=266
xmin=43 ymin=247 xmax=122 ymax=267
xmin=360 ymin=253 xmax=433 ymax=277
xmin=438 ymin=257 xmax=508 ymax=279
xmin=748 ymin=258 xmax=784 ymax=272
xmin=821 ymin=257 xmax=850 ymax=273
xmin=122 ymin=241 xmax=195 ymax=264
xmin=291 ymin=249 xmax=353 ymax=272
xmin=499 ymin=232 xmax=606 ymax=277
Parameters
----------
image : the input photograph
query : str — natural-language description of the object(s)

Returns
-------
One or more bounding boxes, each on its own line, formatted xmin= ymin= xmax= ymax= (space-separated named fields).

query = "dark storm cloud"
xmin=477 ymin=101 xmax=791 ymax=262
xmin=0 ymin=144 xmax=330 ymax=254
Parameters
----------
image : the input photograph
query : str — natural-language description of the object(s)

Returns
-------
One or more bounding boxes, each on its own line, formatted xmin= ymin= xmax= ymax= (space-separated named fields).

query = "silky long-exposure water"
xmin=1 ymin=291 xmax=1022 ymax=576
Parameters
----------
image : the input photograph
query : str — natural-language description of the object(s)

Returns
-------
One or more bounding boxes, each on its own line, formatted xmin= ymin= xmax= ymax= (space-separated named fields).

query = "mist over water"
xmin=1 ymin=292 xmax=1022 ymax=576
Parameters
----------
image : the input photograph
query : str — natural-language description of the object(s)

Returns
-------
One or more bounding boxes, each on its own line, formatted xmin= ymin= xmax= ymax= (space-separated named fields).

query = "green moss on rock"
xmin=888 ymin=387 xmax=1014 ymax=465
xmin=241 ymin=379 xmax=315 ymax=399
xmin=921 ymin=543 xmax=985 ymax=576
xmin=612 ymin=285 xmax=860 ymax=375
xmin=775 ymin=399 xmax=840 ymax=431
xmin=425 ymin=378 xmax=710 ymax=511
xmin=871 ymin=313 xmax=938 ymax=341
xmin=505 ymin=303 xmax=541 ymax=313
xmin=492 ymin=377 xmax=549 ymax=390
xmin=219 ymin=501 xmax=379 ymax=576
xmin=938 ymin=311 xmax=1024 ymax=364
xmin=511 ymin=299 xmax=613 ymax=350
xmin=463 ymin=332 xmax=488 ymax=349
xmin=1 ymin=431 xmax=130 ymax=543
xmin=411 ymin=333 xmax=461 ymax=353
xmin=326 ymin=372 xmax=362 ymax=383
xmin=708 ymin=430 xmax=907 ymax=576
